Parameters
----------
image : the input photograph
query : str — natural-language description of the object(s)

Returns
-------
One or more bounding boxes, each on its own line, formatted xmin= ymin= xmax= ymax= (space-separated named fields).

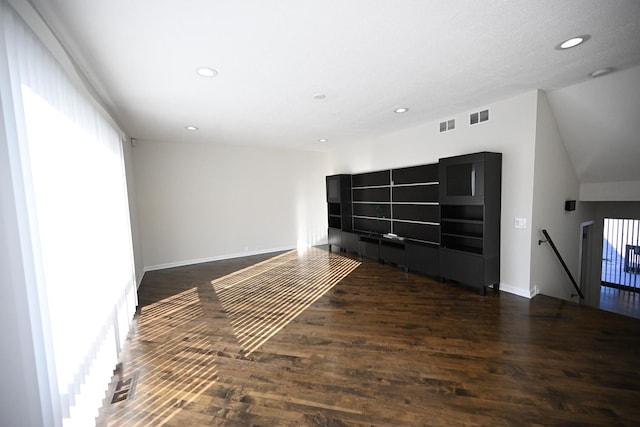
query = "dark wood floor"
xmin=96 ymin=246 xmax=640 ymax=426
xmin=600 ymin=286 xmax=640 ymax=319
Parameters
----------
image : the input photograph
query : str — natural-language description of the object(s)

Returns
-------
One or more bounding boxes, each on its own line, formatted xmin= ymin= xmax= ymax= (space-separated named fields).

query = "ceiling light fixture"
xmin=318 ymin=138 xmax=328 ymax=143
xmin=394 ymin=107 xmax=409 ymax=113
xmin=590 ymin=67 xmax=614 ymax=78
xmin=185 ymin=126 xmax=198 ymax=131
xmin=197 ymin=67 xmax=218 ymax=78
xmin=556 ymin=35 xmax=590 ymax=50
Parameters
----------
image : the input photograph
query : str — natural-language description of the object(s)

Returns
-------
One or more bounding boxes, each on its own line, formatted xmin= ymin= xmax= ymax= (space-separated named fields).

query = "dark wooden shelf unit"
xmin=351 ymin=170 xmax=392 ymax=236
xmin=326 ymin=174 xmax=352 ymax=251
xmin=328 ymin=163 xmax=440 ymax=276
xmin=439 ymin=152 xmax=502 ymax=294
xmin=391 ymin=163 xmax=440 ymax=245
xmin=326 ymin=154 xmax=500 ymax=294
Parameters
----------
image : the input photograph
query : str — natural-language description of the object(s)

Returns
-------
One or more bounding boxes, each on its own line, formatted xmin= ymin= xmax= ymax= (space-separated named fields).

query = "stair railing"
xmin=538 ymin=229 xmax=584 ymax=299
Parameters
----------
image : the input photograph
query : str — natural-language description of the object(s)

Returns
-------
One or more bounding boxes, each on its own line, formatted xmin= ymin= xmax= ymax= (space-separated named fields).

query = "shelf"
xmin=394 ymin=219 xmax=439 ymax=225
xmin=392 ymin=185 xmax=439 ymax=203
xmin=440 ymin=245 xmax=483 ymax=255
xmin=351 ymin=185 xmax=390 ymax=190
xmin=353 ymin=203 xmax=391 ymax=219
xmin=394 ymin=204 xmax=439 ymax=223
xmin=352 ymin=187 xmax=390 ymax=203
xmin=328 ymin=217 xmax=342 ymax=229
xmin=352 ymin=170 xmax=390 ymax=187
xmin=441 ymin=232 xmax=483 ymax=240
xmin=440 ymin=205 xmax=483 ymax=222
xmin=353 ymin=216 xmax=391 ymax=221
xmin=441 ymin=217 xmax=483 ymax=224
xmin=392 ymin=163 xmax=439 ymax=184
xmin=326 ymin=175 xmax=352 ymax=236
xmin=392 ymin=182 xmax=438 ymax=187
xmin=328 ymin=202 xmax=341 ymax=216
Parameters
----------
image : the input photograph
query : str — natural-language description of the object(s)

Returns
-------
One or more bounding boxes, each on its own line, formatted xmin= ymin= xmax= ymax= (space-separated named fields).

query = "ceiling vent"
xmin=470 ymin=109 xmax=489 ymax=126
xmin=439 ymin=118 xmax=455 ymax=133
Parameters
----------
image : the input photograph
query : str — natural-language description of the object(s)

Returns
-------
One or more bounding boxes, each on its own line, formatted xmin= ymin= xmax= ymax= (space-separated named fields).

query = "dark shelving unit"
xmin=326 ymin=174 xmax=352 ymax=251
xmin=326 ymin=153 xmax=500 ymax=294
xmin=438 ymin=152 xmax=502 ymax=294
xmin=328 ymin=163 xmax=440 ymax=275
xmin=351 ymin=170 xmax=392 ymax=236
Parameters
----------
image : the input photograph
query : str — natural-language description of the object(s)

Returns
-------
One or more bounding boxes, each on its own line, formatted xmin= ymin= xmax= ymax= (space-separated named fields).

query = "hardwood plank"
xmin=96 ymin=247 xmax=640 ymax=426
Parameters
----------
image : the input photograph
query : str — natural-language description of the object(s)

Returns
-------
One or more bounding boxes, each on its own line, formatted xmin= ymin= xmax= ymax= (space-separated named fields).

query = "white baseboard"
xmin=498 ymin=282 xmax=531 ymax=299
xmin=143 ymin=245 xmax=297 ymax=273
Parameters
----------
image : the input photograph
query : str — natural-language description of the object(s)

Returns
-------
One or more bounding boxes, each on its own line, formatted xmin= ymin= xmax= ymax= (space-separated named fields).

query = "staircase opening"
xmin=600 ymin=217 xmax=640 ymax=318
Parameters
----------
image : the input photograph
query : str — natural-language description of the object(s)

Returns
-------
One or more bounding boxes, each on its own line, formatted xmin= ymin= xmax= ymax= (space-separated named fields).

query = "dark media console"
xmin=327 ymin=152 xmax=501 ymax=295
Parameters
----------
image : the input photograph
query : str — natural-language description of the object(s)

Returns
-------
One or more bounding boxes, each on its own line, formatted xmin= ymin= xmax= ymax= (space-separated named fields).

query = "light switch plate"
xmin=514 ymin=217 xmax=527 ymax=229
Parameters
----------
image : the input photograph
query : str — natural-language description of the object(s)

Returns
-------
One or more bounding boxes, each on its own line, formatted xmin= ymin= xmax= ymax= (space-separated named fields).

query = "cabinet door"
xmin=341 ymin=231 xmax=359 ymax=253
xmin=439 ymin=153 xmax=486 ymax=205
xmin=439 ymin=249 xmax=484 ymax=287
xmin=328 ymin=227 xmax=342 ymax=248
xmin=326 ymin=175 xmax=342 ymax=203
xmin=405 ymin=241 xmax=439 ymax=277
xmin=380 ymin=240 xmax=405 ymax=265
xmin=359 ymin=237 xmax=380 ymax=260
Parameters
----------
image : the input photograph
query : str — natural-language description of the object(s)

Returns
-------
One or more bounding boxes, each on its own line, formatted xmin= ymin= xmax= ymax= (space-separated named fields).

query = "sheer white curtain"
xmin=1 ymin=1 xmax=137 ymax=426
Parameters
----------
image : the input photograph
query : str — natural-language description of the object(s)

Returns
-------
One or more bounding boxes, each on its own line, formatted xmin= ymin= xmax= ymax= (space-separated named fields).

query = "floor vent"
xmin=111 ymin=373 xmax=138 ymax=404
xmin=470 ymin=109 xmax=489 ymax=126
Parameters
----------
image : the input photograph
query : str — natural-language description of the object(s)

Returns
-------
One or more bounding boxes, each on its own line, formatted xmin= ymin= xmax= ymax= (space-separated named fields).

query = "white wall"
xmin=329 ymin=91 xmax=540 ymax=298
xmin=530 ymin=91 xmax=594 ymax=301
xmin=134 ymin=140 xmax=330 ymax=270
xmin=580 ymin=181 xmax=640 ymax=202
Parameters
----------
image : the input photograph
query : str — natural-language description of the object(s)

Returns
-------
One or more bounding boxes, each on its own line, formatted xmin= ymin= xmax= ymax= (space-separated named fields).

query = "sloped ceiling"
xmin=28 ymin=0 xmax=640 ymax=181
xmin=546 ymin=65 xmax=640 ymax=183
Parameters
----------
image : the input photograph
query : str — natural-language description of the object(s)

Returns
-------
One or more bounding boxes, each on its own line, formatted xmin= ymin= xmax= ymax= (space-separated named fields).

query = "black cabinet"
xmin=341 ymin=231 xmax=359 ymax=253
xmin=439 ymin=152 xmax=501 ymax=294
xmin=350 ymin=163 xmax=439 ymax=245
xmin=406 ymin=241 xmax=439 ymax=277
xmin=326 ymin=175 xmax=352 ymax=252
xmin=328 ymin=163 xmax=439 ymax=274
xmin=359 ymin=236 xmax=380 ymax=260
xmin=351 ymin=170 xmax=392 ymax=236
xmin=326 ymin=153 xmax=500 ymax=294
xmin=391 ymin=163 xmax=440 ymax=245
xmin=380 ymin=238 xmax=405 ymax=266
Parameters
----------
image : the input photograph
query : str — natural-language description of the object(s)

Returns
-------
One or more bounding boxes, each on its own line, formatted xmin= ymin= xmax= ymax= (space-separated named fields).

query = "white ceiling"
xmin=31 ymin=0 xmax=640 ymax=180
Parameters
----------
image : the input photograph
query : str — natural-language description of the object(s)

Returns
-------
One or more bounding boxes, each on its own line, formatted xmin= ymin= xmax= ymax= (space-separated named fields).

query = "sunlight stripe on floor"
xmin=212 ymin=247 xmax=360 ymax=356
xmin=106 ymin=289 xmax=218 ymax=427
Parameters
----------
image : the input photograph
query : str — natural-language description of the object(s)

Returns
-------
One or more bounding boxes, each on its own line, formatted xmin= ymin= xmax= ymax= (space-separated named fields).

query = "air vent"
xmin=470 ymin=109 xmax=489 ymax=126
xmin=111 ymin=373 xmax=138 ymax=404
xmin=439 ymin=118 xmax=455 ymax=133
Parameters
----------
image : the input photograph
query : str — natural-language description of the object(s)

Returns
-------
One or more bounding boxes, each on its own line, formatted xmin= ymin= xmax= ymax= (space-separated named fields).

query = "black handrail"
xmin=538 ymin=229 xmax=584 ymax=299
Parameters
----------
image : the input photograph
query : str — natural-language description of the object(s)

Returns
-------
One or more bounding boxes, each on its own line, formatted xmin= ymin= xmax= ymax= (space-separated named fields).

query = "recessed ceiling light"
xmin=590 ymin=67 xmax=614 ymax=78
xmin=185 ymin=126 xmax=198 ymax=131
xmin=394 ymin=107 xmax=409 ymax=113
xmin=318 ymin=138 xmax=328 ymax=143
xmin=197 ymin=67 xmax=218 ymax=77
xmin=313 ymin=94 xmax=326 ymax=100
xmin=556 ymin=35 xmax=590 ymax=50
